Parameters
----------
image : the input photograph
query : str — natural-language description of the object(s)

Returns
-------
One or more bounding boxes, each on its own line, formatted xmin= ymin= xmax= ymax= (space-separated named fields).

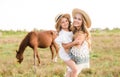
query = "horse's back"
xmin=38 ymin=30 xmax=57 ymax=47
xmin=29 ymin=30 xmax=57 ymax=48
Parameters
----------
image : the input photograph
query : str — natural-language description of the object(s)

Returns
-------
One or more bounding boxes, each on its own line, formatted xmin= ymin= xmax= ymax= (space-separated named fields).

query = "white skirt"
xmin=59 ymin=47 xmax=71 ymax=61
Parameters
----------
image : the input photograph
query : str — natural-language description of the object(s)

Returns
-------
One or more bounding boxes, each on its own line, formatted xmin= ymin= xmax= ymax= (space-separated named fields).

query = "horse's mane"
xmin=17 ymin=32 xmax=31 ymax=53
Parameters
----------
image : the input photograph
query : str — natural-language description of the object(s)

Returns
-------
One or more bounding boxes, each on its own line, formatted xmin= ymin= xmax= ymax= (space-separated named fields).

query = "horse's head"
xmin=16 ymin=50 xmax=23 ymax=63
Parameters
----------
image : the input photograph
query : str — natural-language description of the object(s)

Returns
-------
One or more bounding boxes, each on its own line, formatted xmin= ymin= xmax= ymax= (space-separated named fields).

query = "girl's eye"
xmin=65 ymin=20 xmax=68 ymax=22
xmin=78 ymin=18 xmax=81 ymax=20
xmin=61 ymin=21 xmax=64 ymax=24
xmin=74 ymin=17 xmax=77 ymax=19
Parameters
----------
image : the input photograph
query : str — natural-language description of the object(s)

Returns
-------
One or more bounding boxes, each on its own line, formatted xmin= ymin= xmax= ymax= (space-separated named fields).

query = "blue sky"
xmin=0 ymin=0 xmax=120 ymax=31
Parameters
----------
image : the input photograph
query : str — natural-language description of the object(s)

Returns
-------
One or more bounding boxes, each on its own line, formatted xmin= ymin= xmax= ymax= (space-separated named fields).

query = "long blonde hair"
xmin=71 ymin=15 xmax=91 ymax=50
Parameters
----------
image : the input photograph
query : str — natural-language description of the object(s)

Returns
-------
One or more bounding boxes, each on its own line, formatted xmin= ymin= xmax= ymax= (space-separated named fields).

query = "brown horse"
xmin=16 ymin=30 xmax=58 ymax=65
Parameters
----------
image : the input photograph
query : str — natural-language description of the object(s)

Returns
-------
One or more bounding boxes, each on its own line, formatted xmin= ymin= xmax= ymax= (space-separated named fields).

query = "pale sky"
xmin=0 ymin=0 xmax=120 ymax=31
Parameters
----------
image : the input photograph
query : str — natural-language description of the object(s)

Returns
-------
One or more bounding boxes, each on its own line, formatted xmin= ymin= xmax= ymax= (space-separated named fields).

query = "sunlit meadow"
xmin=0 ymin=28 xmax=120 ymax=77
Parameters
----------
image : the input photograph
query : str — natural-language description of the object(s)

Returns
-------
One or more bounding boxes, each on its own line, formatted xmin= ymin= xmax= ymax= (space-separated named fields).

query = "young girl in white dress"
xmin=55 ymin=13 xmax=80 ymax=77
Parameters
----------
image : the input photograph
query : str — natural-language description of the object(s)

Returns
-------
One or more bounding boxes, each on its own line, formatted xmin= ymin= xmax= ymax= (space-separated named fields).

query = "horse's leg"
xmin=33 ymin=47 xmax=37 ymax=73
xmin=33 ymin=47 xmax=40 ymax=65
xmin=50 ymin=44 xmax=55 ymax=61
xmin=53 ymin=42 xmax=59 ymax=62
xmin=33 ymin=47 xmax=40 ymax=73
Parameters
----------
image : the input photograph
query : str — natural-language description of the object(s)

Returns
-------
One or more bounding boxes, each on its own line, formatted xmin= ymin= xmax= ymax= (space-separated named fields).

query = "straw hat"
xmin=72 ymin=8 xmax=91 ymax=28
xmin=55 ymin=13 xmax=71 ymax=30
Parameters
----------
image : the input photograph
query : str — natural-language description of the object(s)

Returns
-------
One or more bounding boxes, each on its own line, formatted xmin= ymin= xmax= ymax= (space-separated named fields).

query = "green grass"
xmin=0 ymin=29 xmax=120 ymax=77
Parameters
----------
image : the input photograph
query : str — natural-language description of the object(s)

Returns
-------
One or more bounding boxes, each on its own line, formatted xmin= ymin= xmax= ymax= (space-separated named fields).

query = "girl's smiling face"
xmin=73 ymin=13 xmax=83 ymax=29
xmin=60 ymin=17 xmax=69 ymax=31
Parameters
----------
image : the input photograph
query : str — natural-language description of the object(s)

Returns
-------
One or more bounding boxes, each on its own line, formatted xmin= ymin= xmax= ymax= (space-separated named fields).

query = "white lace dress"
xmin=69 ymin=41 xmax=89 ymax=64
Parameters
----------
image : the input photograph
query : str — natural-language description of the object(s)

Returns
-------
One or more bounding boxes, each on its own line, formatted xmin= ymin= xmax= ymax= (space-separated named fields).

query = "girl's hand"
xmin=73 ymin=37 xmax=84 ymax=45
xmin=73 ymin=39 xmax=80 ymax=45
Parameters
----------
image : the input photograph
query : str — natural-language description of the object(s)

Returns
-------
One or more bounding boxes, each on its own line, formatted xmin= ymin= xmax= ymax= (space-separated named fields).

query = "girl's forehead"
xmin=60 ymin=18 xmax=67 ymax=22
xmin=61 ymin=17 xmax=67 ymax=20
xmin=74 ymin=13 xmax=83 ymax=18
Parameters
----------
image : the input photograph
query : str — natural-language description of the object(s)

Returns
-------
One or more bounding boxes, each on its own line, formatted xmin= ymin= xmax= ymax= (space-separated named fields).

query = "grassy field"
xmin=0 ymin=29 xmax=120 ymax=77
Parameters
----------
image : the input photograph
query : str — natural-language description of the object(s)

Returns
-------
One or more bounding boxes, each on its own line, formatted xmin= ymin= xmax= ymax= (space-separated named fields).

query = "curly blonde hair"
xmin=55 ymin=16 xmax=72 ymax=32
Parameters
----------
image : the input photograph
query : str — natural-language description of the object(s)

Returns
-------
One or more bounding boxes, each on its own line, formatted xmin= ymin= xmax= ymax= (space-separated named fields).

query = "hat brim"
xmin=72 ymin=8 xmax=91 ymax=28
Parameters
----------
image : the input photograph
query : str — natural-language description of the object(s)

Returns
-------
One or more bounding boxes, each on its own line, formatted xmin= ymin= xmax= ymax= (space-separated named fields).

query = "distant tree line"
xmin=90 ymin=27 xmax=120 ymax=32
xmin=0 ymin=27 xmax=120 ymax=33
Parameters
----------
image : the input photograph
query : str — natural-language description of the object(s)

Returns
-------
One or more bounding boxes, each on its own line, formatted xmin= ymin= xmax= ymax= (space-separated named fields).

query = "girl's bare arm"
xmin=62 ymin=39 xmax=80 ymax=53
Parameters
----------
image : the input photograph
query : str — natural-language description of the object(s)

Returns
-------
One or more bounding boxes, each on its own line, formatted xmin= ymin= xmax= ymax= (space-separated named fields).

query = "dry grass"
xmin=0 ymin=30 xmax=120 ymax=77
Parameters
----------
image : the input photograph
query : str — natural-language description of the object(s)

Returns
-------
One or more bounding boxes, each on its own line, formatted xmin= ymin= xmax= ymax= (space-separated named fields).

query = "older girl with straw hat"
xmin=69 ymin=8 xmax=92 ymax=75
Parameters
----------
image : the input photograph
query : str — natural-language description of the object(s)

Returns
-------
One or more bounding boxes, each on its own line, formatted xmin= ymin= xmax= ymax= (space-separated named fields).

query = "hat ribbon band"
xmin=56 ymin=15 xmax=62 ymax=22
